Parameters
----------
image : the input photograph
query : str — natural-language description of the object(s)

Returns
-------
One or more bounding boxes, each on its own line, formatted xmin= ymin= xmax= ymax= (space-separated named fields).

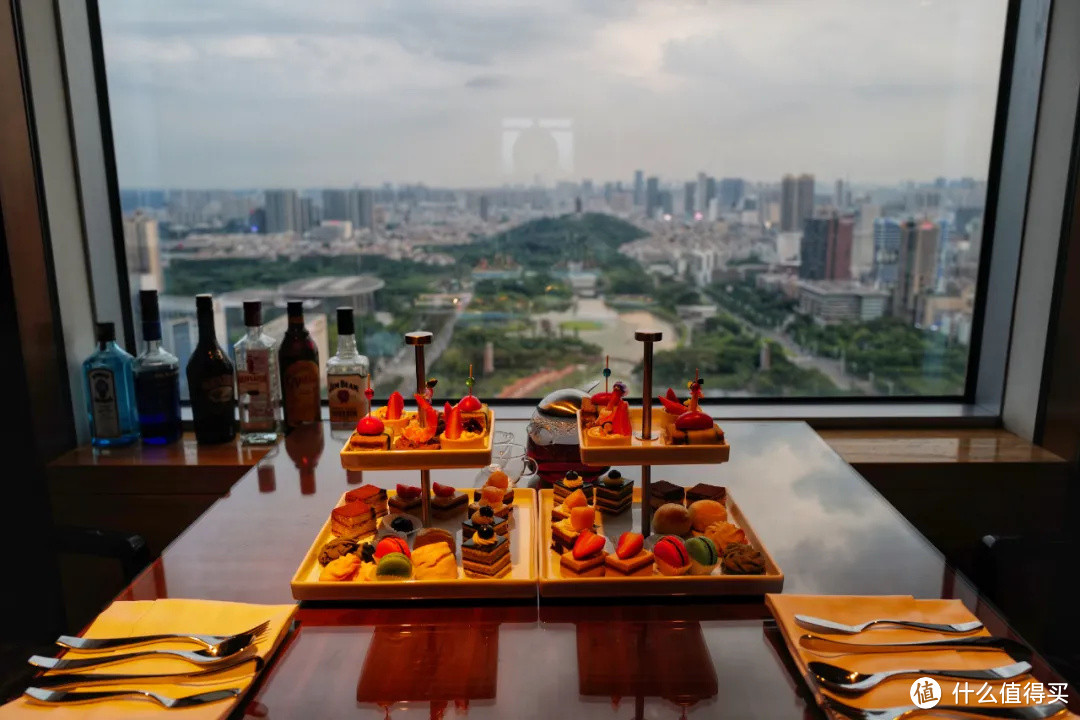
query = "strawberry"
xmin=386 ymin=391 xmax=404 ymax=420
xmin=590 ymin=391 xmax=612 ymax=406
xmin=675 ymin=411 xmax=714 ymax=431
xmin=653 ymin=536 xmax=689 ymax=567
xmin=414 ymin=394 xmax=438 ymax=430
xmin=570 ymin=506 xmax=595 ymax=532
xmin=396 ymin=484 xmax=421 ymax=500
xmin=615 ymin=532 xmax=644 ymax=560
xmin=443 ymin=402 xmax=462 ymax=439
xmin=572 ymin=530 xmax=605 ymax=560
xmin=563 ymin=489 xmax=588 ymax=509
xmin=665 ymin=388 xmax=679 ymax=402
xmin=457 ymin=394 xmax=482 ymax=412
xmin=356 ymin=415 xmax=385 ymax=436
xmin=611 ymin=401 xmax=633 ymax=436
xmin=432 ymin=482 xmax=456 ymax=498
xmin=658 ymin=393 xmax=688 ymax=415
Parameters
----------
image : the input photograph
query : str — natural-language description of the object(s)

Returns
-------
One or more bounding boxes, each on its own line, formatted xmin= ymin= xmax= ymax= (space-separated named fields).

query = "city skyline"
xmin=100 ymin=0 xmax=1007 ymax=188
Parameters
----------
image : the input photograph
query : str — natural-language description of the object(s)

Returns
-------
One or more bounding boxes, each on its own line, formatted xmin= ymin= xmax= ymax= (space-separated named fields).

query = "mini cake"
xmin=414 ymin=527 xmax=456 ymax=554
xmin=649 ymin=480 xmax=685 ymax=510
xmin=485 ymin=469 xmax=514 ymax=505
xmin=389 ymin=484 xmax=422 ymax=514
xmin=585 ymin=381 xmax=632 ymax=446
xmin=661 ymin=375 xmax=725 ymax=446
xmin=685 ymin=536 xmax=719 ymax=575
xmin=653 ymin=536 xmax=691 ymax=576
xmin=553 ymin=470 xmax=587 ymax=504
xmin=604 ymin=532 xmax=654 ymax=577
xmin=551 ymin=488 xmax=590 ymax=521
xmin=551 ymin=505 xmax=597 ymax=554
xmin=704 ymin=520 xmax=747 ymax=551
xmin=559 ymin=530 xmax=607 ymax=578
xmin=374 ymin=536 xmax=410 ymax=561
xmin=330 ymin=501 xmax=377 ymax=539
xmin=439 ymin=402 xmax=486 ymax=450
xmin=685 ymin=483 xmax=727 ymax=505
xmin=652 ymin=503 xmax=693 ymax=537
xmin=375 ymin=551 xmax=412 ymax=581
xmin=721 ymin=542 xmax=765 ymax=575
xmin=373 ymin=391 xmax=413 ymax=434
xmin=688 ymin=500 xmax=727 ymax=533
xmin=469 ymin=484 xmax=510 ymax=519
xmin=431 ymin=482 xmax=468 ymax=519
xmin=462 ymin=525 xmax=511 ymax=578
xmin=594 ymin=469 xmax=633 ymax=515
xmin=455 ymin=371 xmax=490 ymax=434
xmin=319 ymin=553 xmax=360 ymax=581
xmin=345 ymin=485 xmax=389 ymax=518
xmin=412 ymin=542 xmax=458 ymax=580
xmin=348 ymin=414 xmax=391 ymax=451
xmin=394 ymin=395 xmax=441 ymax=450
xmin=462 ymin=505 xmax=508 ymax=539
xmin=657 ymin=387 xmax=690 ymax=425
xmin=318 ymin=537 xmax=359 ymax=565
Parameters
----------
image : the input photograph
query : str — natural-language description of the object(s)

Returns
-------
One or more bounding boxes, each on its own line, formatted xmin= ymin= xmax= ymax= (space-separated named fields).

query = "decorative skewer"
xmin=603 ymin=355 xmax=610 ymax=393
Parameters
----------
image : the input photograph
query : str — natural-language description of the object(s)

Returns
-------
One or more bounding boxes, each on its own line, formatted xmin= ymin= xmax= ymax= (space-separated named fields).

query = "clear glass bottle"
xmin=327 ymin=306 xmax=370 ymax=430
xmin=133 ymin=290 xmax=182 ymax=444
xmin=82 ymin=322 xmax=140 ymax=447
xmin=234 ymin=300 xmax=281 ymax=444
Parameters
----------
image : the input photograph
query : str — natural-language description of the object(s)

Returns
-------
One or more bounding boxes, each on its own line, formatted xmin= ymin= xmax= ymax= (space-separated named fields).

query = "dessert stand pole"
xmin=405 ymin=331 xmax=434 ymax=526
xmin=634 ymin=329 xmax=662 ymax=537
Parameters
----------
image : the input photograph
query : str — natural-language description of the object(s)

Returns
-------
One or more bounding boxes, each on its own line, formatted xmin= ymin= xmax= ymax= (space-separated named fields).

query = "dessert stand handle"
xmin=635 ymin=329 xmax=662 ymax=536
xmin=406 ymin=331 xmax=434 ymax=526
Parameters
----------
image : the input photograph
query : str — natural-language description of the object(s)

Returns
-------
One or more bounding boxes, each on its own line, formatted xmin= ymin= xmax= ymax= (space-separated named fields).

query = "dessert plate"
xmin=576 ymin=408 xmax=731 ymax=466
xmin=291 ymin=486 xmax=537 ymax=601
xmin=538 ymin=487 xmax=783 ymax=597
xmin=340 ymin=411 xmax=496 ymax=470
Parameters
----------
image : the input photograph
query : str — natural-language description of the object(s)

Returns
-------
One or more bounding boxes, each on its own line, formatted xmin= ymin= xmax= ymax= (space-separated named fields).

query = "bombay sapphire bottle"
xmin=82 ymin=322 xmax=140 ymax=447
xmin=133 ymin=290 xmax=182 ymax=444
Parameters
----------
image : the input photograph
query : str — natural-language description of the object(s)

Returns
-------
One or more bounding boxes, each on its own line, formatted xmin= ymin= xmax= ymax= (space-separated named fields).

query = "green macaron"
xmin=685 ymin=536 xmax=719 ymax=575
xmin=376 ymin=551 xmax=412 ymax=580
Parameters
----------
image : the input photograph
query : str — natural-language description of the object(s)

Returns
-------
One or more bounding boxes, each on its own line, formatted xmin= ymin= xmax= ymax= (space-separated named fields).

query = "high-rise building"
xmin=781 ymin=174 xmax=815 ymax=232
xmin=799 ymin=213 xmax=853 ymax=281
xmin=322 ymin=189 xmax=348 ymax=221
xmin=659 ymin=190 xmax=673 ymax=216
xmin=872 ymin=217 xmax=904 ymax=287
xmin=695 ymin=172 xmax=708 ymax=218
xmin=834 ymin=179 xmax=844 ymax=209
xmin=684 ymin=181 xmax=696 ymax=217
xmin=645 ymin=176 xmax=660 ymax=219
xmin=633 ymin=170 xmax=644 ymax=207
xmin=123 ymin=213 xmax=163 ymax=293
xmin=479 ymin=195 xmax=490 ymax=221
xmin=321 ymin=189 xmax=375 ymax=234
xmin=719 ymin=178 xmax=745 ymax=210
xmin=264 ymin=189 xmax=300 ymax=233
xmin=893 ymin=220 xmax=940 ymax=321
xmin=299 ymin=197 xmax=315 ymax=233
xmin=705 ymin=177 xmax=717 ymax=208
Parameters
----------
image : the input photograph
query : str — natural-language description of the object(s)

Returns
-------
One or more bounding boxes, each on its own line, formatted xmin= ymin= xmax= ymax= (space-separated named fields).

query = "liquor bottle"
xmin=186 ymin=294 xmax=236 ymax=444
xmin=327 ymin=307 xmax=370 ymax=429
xmin=278 ymin=300 xmax=321 ymax=430
xmin=133 ymin=290 xmax=182 ymax=444
xmin=234 ymin=300 xmax=280 ymax=445
xmin=82 ymin=322 xmax=139 ymax=447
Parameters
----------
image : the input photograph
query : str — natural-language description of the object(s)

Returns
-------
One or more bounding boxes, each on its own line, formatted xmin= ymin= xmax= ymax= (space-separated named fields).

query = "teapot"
xmin=526 ymin=388 xmax=608 ymax=485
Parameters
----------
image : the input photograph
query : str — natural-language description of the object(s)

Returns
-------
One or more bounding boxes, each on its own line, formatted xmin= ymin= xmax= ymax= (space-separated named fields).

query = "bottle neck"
xmin=335 ymin=333 xmax=358 ymax=356
xmin=98 ymin=340 xmax=114 ymax=352
xmin=197 ymin=314 xmax=217 ymax=344
xmin=245 ymin=324 xmax=263 ymax=339
xmin=144 ymin=338 xmax=162 ymax=354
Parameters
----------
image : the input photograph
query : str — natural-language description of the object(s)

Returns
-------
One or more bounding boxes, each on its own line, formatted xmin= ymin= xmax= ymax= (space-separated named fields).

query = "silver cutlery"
xmin=32 ymin=654 xmax=262 ymax=690
xmin=25 ymin=686 xmax=240 ymax=708
xmin=809 ymin=659 xmax=1031 ymax=694
xmin=29 ymin=643 xmax=258 ymax=671
xmin=826 ymin=696 xmax=1067 ymax=720
xmin=800 ymin=634 xmax=1033 ymax=661
xmin=57 ymin=620 xmax=270 ymax=653
xmin=795 ymin=614 xmax=983 ymax=635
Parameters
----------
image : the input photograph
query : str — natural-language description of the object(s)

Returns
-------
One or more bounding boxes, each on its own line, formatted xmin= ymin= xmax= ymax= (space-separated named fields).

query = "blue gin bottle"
xmin=82 ymin=322 xmax=140 ymax=447
xmin=133 ymin=290 xmax=182 ymax=444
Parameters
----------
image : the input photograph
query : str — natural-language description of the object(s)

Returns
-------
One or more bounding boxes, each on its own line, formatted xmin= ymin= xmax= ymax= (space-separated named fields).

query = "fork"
xmin=25 ymin=686 xmax=240 ymax=708
xmin=56 ymin=619 xmax=270 ymax=653
xmin=33 ymin=653 xmax=263 ymax=689
xmin=826 ymin=697 xmax=1067 ymax=720
xmin=29 ymin=642 xmax=258 ymax=671
xmin=795 ymin=614 xmax=983 ymax=635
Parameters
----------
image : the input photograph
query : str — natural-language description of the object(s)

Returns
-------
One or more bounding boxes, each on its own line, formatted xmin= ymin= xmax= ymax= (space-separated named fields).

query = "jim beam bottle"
xmin=278 ymin=300 xmax=321 ymax=430
xmin=326 ymin=307 xmax=370 ymax=428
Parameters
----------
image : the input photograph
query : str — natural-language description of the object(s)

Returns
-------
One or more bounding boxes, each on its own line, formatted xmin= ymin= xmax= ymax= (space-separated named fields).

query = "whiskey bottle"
xmin=82 ymin=322 xmax=139 ymax=447
xmin=133 ymin=290 xmax=182 ymax=444
xmin=327 ymin=307 xmax=369 ymax=429
xmin=278 ymin=300 xmax=321 ymax=430
xmin=234 ymin=300 xmax=280 ymax=444
xmin=186 ymin=294 xmax=236 ymax=444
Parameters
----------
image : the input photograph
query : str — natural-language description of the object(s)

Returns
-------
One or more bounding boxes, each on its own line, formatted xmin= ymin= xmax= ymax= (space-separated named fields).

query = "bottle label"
xmin=328 ymin=374 xmax=367 ymax=423
xmin=87 ymin=368 xmax=120 ymax=438
xmin=238 ymin=349 xmax=274 ymax=429
xmin=284 ymin=360 xmax=320 ymax=426
xmin=200 ymin=373 xmax=235 ymax=407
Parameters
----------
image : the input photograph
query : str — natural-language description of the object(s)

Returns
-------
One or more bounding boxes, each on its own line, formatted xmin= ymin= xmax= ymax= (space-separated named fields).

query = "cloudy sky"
xmin=99 ymin=0 xmax=1008 ymax=189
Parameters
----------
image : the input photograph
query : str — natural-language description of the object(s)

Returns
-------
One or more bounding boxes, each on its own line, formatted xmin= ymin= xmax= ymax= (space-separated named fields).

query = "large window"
xmin=98 ymin=0 xmax=1008 ymax=401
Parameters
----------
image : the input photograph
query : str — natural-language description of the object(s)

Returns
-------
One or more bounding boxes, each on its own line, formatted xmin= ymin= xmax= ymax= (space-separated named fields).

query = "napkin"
xmin=766 ymin=594 xmax=1076 ymax=718
xmin=0 ymin=599 xmax=296 ymax=720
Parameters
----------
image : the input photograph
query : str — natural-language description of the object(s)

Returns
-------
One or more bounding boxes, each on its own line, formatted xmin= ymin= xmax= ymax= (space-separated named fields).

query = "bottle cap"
xmin=243 ymin=300 xmax=262 ymax=327
xmin=139 ymin=290 xmax=160 ymax=322
xmin=195 ymin=294 xmax=214 ymax=313
xmin=95 ymin=322 xmax=115 ymax=343
xmin=287 ymin=300 xmax=304 ymax=318
xmin=336 ymin=307 xmax=354 ymax=335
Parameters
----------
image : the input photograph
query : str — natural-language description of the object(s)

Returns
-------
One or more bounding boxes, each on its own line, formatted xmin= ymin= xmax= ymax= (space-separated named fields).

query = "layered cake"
xmin=469 ymin=484 xmax=510 ymax=519
xmin=330 ymin=500 xmax=376 ymax=539
xmin=551 ymin=488 xmax=590 ymax=521
xmin=648 ymin=480 xmax=685 ymax=510
xmin=594 ymin=469 xmax=633 ymax=515
xmin=430 ymin=482 xmax=468 ymax=519
xmin=551 ymin=505 xmax=597 ymax=554
xmin=604 ymin=532 xmax=653 ymax=577
xmin=686 ymin=483 xmax=726 ymax=505
xmin=462 ymin=505 xmax=508 ymax=539
xmin=345 ymin=485 xmax=389 ymax=519
xmin=553 ymin=470 xmax=588 ymax=504
xmin=348 ymin=414 xmax=391 ymax=451
xmin=559 ymin=530 xmax=607 ymax=578
xmin=462 ymin=525 xmax=511 ymax=578
xmin=389 ymin=484 xmax=422 ymax=514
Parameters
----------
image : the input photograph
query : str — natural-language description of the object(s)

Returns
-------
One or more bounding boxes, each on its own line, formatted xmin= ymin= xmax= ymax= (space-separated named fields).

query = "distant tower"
xmin=759 ymin=341 xmax=772 ymax=370
xmin=574 ymin=196 xmax=583 ymax=214
xmin=695 ymin=172 xmax=708 ymax=218
xmin=479 ymin=195 xmax=490 ymax=221
xmin=264 ymin=189 xmax=300 ymax=233
xmin=483 ymin=341 xmax=495 ymax=376
xmin=633 ymin=170 xmax=644 ymax=206
xmin=781 ymin=174 xmax=815 ymax=232
xmin=645 ymin=177 xmax=660 ymax=219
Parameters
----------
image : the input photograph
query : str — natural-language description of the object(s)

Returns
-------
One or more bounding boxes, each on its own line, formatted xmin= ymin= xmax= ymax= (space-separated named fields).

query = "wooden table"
xmin=107 ymin=421 xmax=1072 ymax=718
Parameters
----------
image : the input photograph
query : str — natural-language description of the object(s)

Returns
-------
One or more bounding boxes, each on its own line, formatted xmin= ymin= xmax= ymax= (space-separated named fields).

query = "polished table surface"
xmin=113 ymin=421 xmax=1069 ymax=718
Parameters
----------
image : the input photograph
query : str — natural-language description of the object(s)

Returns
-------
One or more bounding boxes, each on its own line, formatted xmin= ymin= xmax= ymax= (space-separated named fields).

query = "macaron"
xmin=375 ymin=552 xmax=412 ymax=581
xmin=374 ymin=536 xmax=410 ymax=560
xmin=653 ymin=536 xmax=691 ymax=576
xmin=685 ymin=536 xmax=719 ymax=575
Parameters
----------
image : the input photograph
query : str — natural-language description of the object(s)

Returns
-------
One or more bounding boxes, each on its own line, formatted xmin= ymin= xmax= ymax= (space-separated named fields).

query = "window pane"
xmin=100 ymin=0 xmax=1006 ymax=400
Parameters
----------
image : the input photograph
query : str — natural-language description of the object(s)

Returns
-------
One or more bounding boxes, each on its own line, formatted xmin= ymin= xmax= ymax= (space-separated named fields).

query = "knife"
xmin=32 ymin=655 xmax=263 ymax=690
xmin=799 ymin=633 xmax=1032 ymax=661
